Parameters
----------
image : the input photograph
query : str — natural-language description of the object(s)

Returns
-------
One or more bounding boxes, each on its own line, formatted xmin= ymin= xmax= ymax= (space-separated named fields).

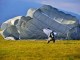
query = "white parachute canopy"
xmin=43 ymin=28 xmax=52 ymax=37
xmin=43 ymin=28 xmax=57 ymax=37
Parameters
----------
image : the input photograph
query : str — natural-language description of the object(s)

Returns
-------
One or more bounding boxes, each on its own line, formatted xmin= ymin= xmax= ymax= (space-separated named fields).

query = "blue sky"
xmin=28 ymin=0 xmax=80 ymax=14
xmin=0 ymin=0 xmax=80 ymax=23
xmin=0 ymin=0 xmax=41 ymax=23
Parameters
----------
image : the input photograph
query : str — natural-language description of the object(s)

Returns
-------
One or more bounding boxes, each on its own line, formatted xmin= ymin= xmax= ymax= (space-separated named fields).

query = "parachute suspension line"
xmin=42 ymin=11 xmax=73 ymax=27
xmin=25 ymin=18 xmax=44 ymax=36
xmin=42 ymin=11 xmax=72 ymax=30
xmin=67 ymin=25 xmax=80 ymax=39
xmin=33 ymin=14 xmax=59 ymax=32
xmin=42 ymin=12 xmax=69 ymax=34
xmin=29 ymin=21 xmax=44 ymax=39
xmin=33 ymin=16 xmax=47 ymax=30
xmin=41 ymin=11 xmax=76 ymax=39
xmin=30 ymin=20 xmax=42 ymax=31
xmin=33 ymin=15 xmax=62 ymax=37
xmin=42 ymin=12 xmax=74 ymax=37
xmin=33 ymin=11 xmax=54 ymax=31
xmin=19 ymin=17 xmax=44 ymax=39
xmin=33 ymin=12 xmax=66 ymax=36
xmin=33 ymin=14 xmax=54 ymax=30
xmin=30 ymin=21 xmax=41 ymax=31
xmin=18 ymin=21 xmax=37 ymax=38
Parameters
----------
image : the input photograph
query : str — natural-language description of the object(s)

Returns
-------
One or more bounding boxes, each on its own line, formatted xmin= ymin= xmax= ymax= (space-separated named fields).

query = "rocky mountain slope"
xmin=1 ymin=5 xmax=80 ymax=40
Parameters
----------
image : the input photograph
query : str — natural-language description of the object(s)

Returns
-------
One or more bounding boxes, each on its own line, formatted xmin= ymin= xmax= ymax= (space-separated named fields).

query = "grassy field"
xmin=0 ymin=35 xmax=80 ymax=60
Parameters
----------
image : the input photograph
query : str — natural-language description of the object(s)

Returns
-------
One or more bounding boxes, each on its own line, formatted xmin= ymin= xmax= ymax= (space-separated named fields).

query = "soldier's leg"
xmin=47 ymin=37 xmax=51 ymax=44
xmin=47 ymin=40 xmax=50 ymax=43
xmin=52 ymin=37 xmax=55 ymax=43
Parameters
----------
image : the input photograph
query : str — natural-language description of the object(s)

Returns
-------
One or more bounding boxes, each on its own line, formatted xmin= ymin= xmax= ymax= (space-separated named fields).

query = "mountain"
xmin=61 ymin=10 xmax=80 ymax=23
xmin=1 ymin=5 xmax=80 ymax=40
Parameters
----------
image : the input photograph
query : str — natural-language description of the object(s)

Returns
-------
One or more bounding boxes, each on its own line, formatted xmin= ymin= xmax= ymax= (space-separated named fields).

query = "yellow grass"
xmin=0 ymin=35 xmax=80 ymax=60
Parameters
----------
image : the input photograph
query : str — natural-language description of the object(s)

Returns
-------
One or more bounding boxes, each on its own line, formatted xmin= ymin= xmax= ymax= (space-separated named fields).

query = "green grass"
xmin=0 ymin=35 xmax=80 ymax=60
